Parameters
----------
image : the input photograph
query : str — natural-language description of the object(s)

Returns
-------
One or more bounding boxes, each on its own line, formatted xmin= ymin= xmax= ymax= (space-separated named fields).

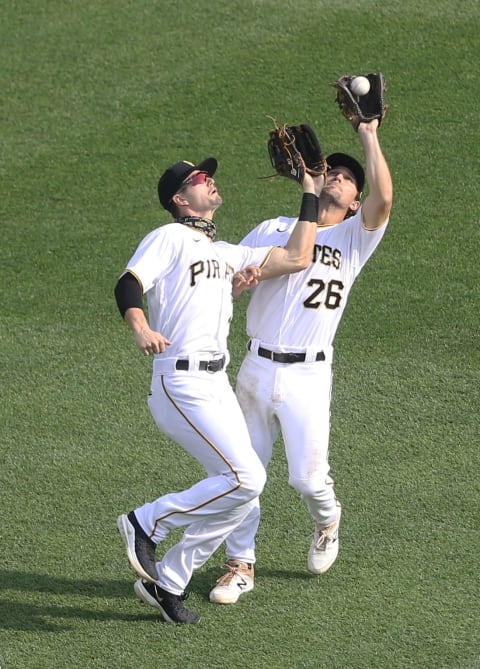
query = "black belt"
xmin=248 ymin=341 xmax=325 ymax=364
xmin=175 ymin=356 xmax=226 ymax=372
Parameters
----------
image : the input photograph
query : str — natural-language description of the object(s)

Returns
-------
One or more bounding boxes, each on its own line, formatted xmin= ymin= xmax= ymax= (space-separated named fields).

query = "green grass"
xmin=1 ymin=0 xmax=479 ymax=667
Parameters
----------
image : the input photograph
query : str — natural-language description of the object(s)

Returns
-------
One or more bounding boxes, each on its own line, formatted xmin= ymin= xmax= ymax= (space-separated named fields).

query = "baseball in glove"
xmin=333 ymin=73 xmax=388 ymax=130
xmin=267 ymin=120 xmax=327 ymax=182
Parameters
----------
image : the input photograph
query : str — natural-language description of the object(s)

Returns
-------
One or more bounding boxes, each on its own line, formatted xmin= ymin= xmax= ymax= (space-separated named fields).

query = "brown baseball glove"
xmin=333 ymin=73 xmax=388 ymax=131
xmin=267 ymin=121 xmax=327 ymax=182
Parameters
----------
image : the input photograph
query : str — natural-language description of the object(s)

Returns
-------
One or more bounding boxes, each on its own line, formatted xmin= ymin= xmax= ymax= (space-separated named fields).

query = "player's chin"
xmin=321 ymin=188 xmax=339 ymax=202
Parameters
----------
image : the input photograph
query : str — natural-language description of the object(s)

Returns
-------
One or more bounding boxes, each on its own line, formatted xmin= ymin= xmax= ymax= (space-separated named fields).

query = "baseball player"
xmin=114 ymin=156 xmax=325 ymax=623
xmin=209 ymin=119 xmax=393 ymax=604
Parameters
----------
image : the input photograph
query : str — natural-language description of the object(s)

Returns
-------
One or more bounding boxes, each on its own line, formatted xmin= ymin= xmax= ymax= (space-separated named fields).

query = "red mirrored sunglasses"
xmin=180 ymin=171 xmax=210 ymax=190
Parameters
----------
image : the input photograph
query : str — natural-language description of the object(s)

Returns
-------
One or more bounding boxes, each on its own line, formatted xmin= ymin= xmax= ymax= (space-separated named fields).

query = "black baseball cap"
xmin=326 ymin=153 xmax=365 ymax=194
xmin=157 ymin=157 xmax=218 ymax=211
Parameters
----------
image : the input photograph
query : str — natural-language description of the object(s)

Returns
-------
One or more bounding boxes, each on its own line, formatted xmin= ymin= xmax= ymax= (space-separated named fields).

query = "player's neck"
xmin=177 ymin=215 xmax=217 ymax=241
xmin=317 ymin=194 xmax=355 ymax=226
xmin=316 ymin=209 xmax=345 ymax=228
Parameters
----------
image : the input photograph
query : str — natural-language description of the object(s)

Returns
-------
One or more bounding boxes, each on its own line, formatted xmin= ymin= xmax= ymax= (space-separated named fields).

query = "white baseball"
xmin=350 ymin=76 xmax=370 ymax=96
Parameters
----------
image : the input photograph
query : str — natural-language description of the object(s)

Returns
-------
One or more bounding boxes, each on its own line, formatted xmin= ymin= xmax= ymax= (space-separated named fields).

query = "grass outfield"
xmin=1 ymin=1 xmax=479 ymax=667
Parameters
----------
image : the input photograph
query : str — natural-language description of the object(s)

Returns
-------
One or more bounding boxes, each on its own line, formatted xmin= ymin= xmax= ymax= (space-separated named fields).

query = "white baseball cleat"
xmin=209 ymin=560 xmax=254 ymax=604
xmin=307 ymin=507 xmax=341 ymax=574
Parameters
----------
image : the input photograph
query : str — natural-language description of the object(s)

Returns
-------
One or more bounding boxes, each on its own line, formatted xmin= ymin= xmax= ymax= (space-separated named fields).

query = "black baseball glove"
xmin=267 ymin=121 xmax=327 ymax=182
xmin=333 ymin=73 xmax=388 ymax=131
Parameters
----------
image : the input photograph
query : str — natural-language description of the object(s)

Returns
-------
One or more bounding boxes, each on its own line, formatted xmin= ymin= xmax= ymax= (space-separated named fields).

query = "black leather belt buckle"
xmin=203 ymin=357 xmax=225 ymax=373
xmin=177 ymin=356 xmax=225 ymax=372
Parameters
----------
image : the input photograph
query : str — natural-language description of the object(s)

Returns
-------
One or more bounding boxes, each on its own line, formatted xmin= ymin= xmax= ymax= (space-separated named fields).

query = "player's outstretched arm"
xmin=357 ymin=120 xmax=393 ymax=230
xmin=259 ymin=172 xmax=324 ymax=280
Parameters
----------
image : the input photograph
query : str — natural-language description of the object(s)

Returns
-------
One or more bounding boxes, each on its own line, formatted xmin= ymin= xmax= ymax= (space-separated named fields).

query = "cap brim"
xmin=195 ymin=157 xmax=217 ymax=178
xmin=326 ymin=153 xmax=365 ymax=193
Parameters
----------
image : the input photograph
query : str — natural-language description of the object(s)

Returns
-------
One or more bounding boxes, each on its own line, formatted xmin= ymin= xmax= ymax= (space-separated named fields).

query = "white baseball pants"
xmin=133 ymin=369 xmax=266 ymax=595
xmin=224 ymin=351 xmax=339 ymax=563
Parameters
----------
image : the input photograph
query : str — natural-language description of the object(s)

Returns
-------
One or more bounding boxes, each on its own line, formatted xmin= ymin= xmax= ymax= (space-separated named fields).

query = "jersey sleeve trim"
xmin=361 ymin=217 xmax=389 ymax=232
xmin=258 ymin=247 xmax=276 ymax=269
xmin=123 ymin=269 xmax=144 ymax=293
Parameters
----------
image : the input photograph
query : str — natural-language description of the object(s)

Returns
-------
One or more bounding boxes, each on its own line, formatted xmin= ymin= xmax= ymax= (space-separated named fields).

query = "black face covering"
xmin=177 ymin=216 xmax=217 ymax=241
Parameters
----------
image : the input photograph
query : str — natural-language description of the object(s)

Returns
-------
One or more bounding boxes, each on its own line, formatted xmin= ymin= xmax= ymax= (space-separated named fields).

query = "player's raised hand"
xmin=302 ymin=170 xmax=326 ymax=197
xmin=357 ymin=118 xmax=379 ymax=134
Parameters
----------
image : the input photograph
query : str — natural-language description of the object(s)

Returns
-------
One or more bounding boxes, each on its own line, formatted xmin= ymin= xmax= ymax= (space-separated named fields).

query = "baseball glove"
xmin=267 ymin=120 xmax=327 ymax=182
xmin=333 ymin=73 xmax=388 ymax=130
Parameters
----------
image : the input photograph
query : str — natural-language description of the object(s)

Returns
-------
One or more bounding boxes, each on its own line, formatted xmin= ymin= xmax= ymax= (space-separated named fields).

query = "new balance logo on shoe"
xmin=209 ymin=560 xmax=254 ymax=605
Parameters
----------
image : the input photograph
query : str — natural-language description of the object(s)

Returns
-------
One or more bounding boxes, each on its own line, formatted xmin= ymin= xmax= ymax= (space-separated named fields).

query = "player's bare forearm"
xmin=260 ymin=173 xmax=324 ymax=280
xmin=358 ymin=121 xmax=393 ymax=230
xmin=124 ymin=307 xmax=171 ymax=356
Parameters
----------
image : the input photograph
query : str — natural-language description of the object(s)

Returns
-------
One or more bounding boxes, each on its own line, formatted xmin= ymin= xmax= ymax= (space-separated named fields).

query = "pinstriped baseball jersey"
xmin=125 ymin=223 xmax=272 ymax=360
xmin=240 ymin=209 xmax=389 ymax=350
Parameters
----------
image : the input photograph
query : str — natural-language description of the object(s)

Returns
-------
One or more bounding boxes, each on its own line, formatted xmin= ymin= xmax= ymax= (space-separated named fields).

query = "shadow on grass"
xmin=0 ymin=570 xmax=160 ymax=632
xmin=0 ymin=566 xmax=312 ymax=631
xmin=0 ymin=570 xmax=131 ymax=598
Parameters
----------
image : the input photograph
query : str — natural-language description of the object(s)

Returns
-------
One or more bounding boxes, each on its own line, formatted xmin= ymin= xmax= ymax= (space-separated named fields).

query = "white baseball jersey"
xmin=241 ymin=208 xmax=389 ymax=352
xmin=220 ymin=208 xmax=390 ymax=564
xmin=125 ymin=223 xmax=272 ymax=362
xmin=121 ymin=222 xmax=275 ymax=594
